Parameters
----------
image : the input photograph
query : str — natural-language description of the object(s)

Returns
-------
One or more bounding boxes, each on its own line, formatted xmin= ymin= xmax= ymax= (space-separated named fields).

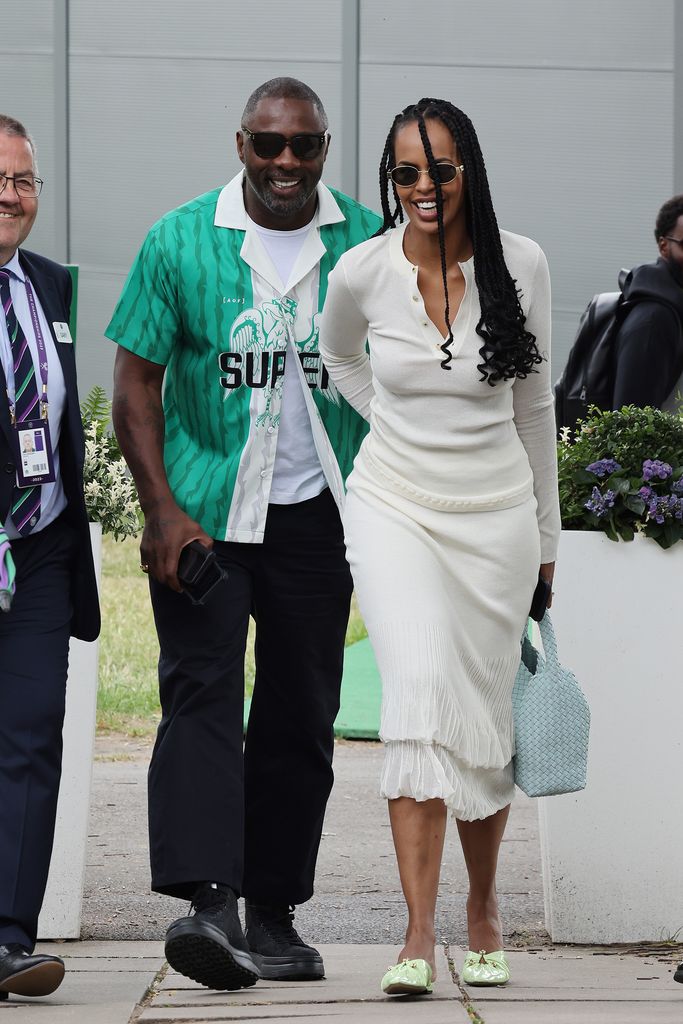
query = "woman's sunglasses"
xmin=389 ymin=162 xmax=464 ymax=188
xmin=241 ymin=127 xmax=327 ymax=161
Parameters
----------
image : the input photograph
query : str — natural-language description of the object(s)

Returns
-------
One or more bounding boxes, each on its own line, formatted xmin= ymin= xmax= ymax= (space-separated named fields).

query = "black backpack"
xmin=554 ymin=270 xmax=629 ymax=435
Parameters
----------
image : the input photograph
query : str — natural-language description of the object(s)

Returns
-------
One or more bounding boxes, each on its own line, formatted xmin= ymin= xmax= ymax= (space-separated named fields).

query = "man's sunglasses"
xmin=241 ymin=127 xmax=327 ymax=161
xmin=389 ymin=162 xmax=464 ymax=188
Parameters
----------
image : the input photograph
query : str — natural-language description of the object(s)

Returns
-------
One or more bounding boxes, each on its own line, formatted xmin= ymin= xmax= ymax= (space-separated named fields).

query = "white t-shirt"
xmin=249 ymin=217 xmax=327 ymax=505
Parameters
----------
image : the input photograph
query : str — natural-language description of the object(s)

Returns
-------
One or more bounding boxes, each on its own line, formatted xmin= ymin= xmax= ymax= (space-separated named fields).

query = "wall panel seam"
xmin=69 ymin=50 xmax=341 ymax=63
xmin=0 ymin=48 xmax=53 ymax=56
xmin=360 ymin=60 xmax=672 ymax=74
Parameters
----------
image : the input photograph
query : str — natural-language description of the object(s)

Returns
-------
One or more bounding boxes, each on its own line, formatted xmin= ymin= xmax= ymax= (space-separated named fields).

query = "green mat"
xmin=243 ymin=636 xmax=381 ymax=740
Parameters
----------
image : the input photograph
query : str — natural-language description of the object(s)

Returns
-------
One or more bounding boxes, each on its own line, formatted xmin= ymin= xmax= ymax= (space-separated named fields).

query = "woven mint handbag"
xmin=511 ymin=613 xmax=590 ymax=798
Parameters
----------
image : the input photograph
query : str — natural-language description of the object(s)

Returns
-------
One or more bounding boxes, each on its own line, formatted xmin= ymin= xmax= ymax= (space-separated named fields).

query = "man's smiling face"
xmin=0 ymin=133 xmax=38 ymax=266
xmin=237 ymin=96 xmax=329 ymax=230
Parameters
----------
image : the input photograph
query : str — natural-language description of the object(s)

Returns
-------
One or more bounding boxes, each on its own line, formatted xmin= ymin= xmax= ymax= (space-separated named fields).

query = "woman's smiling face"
xmin=392 ymin=117 xmax=466 ymax=238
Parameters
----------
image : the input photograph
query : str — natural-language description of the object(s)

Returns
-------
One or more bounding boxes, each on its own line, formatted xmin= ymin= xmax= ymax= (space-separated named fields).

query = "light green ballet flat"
xmin=461 ymin=949 xmax=510 ymax=986
xmin=381 ymin=957 xmax=433 ymax=995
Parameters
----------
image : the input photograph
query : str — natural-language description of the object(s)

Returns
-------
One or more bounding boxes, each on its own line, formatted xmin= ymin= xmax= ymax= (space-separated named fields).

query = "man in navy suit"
xmin=0 ymin=115 xmax=100 ymax=1001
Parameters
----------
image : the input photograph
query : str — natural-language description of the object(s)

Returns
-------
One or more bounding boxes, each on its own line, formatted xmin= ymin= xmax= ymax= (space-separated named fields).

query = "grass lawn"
xmin=97 ymin=535 xmax=367 ymax=736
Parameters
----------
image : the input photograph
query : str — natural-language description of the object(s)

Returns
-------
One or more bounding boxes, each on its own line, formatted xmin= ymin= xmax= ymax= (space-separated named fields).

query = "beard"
xmin=244 ymin=173 xmax=316 ymax=221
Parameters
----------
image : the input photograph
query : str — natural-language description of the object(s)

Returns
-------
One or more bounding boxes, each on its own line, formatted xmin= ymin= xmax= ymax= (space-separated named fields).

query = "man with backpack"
xmin=612 ymin=195 xmax=683 ymax=410
xmin=555 ymin=194 xmax=683 ymax=432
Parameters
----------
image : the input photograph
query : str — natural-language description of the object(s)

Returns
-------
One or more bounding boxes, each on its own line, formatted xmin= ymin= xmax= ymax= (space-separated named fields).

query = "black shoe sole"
xmin=251 ymin=952 xmax=325 ymax=981
xmin=0 ymin=961 xmax=65 ymax=998
xmin=675 ymin=967 xmax=683 ymax=984
xmin=165 ymin=919 xmax=259 ymax=991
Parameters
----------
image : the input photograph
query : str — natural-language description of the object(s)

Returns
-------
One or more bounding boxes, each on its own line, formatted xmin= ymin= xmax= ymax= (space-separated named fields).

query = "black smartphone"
xmin=529 ymin=574 xmax=552 ymax=622
xmin=177 ymin=541 xmax=228 ymax=605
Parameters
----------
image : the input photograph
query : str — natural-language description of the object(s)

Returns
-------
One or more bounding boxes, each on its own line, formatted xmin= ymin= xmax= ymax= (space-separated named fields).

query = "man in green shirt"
xmin=108 ymin=78 xmax=380 ymax=992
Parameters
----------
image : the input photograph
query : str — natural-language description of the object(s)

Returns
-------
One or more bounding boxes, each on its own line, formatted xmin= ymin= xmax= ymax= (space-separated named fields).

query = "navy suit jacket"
xmin=0 ymin=248 xmax=100 ymax=642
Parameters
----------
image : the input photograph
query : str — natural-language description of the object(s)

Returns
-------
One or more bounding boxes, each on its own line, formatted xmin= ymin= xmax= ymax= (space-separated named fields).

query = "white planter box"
xmin=38 ymin=523 xmax=102 ymax=940
xmin=539 ymin=530 xmax=683 ymax=943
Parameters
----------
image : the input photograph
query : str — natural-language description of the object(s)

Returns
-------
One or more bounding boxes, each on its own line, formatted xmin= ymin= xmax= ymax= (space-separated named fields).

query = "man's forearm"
xmin=112 ymin=350 xmax=174 ymax=514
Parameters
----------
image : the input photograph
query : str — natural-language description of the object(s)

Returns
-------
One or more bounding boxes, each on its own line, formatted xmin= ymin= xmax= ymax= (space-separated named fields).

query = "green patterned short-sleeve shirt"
xmin=106 ymin=175 xmax=382 ymax=542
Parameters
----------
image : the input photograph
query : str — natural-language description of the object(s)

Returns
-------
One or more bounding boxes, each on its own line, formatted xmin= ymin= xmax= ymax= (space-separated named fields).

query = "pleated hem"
xmin=380 ymin=739 xmax=515 ymax=822
xmin=374 ymin=622 xmax=520 ymax=770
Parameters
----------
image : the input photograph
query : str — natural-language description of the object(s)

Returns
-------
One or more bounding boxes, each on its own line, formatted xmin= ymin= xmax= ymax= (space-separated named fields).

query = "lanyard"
xmin=4 ymin=278 xmax=50 ymax=422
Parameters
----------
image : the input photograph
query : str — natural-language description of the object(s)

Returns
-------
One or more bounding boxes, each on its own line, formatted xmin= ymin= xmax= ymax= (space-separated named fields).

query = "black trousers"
xmin=0 ymin=517 xmax=75 ymax=949
xmin=148 ymin=488 xmax=352 ymax=905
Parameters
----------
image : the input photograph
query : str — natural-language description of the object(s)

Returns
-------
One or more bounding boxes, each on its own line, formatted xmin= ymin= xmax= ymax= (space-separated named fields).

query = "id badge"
xmin=13 ymin=420 xmax=56 ymax=487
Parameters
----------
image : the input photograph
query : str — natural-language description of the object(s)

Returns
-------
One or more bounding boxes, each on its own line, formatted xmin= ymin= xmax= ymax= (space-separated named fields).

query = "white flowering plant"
xmin=81 ymin=386 xmax=141 ymax=540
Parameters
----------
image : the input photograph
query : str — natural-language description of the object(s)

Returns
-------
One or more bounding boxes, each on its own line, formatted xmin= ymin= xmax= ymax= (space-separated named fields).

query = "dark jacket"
xmin=612 ymin=258 xmax=683 ymax=410
xmin=0 ymin=249 xmax=100 ymax=641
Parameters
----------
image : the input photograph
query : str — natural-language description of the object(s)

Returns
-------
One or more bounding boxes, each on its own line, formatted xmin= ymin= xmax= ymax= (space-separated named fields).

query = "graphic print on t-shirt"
xmin=221 ymin=297 xmax=295 ymax=427
xmin=224 ymin=290 xmax=342 ymax=537
xmin=219 ymin=303 xmax=340 ymax=414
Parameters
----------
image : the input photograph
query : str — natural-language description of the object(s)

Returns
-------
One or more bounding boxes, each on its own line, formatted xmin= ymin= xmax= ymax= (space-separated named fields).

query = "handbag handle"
xmin=537 ymin=612 xmax=558 ymax=666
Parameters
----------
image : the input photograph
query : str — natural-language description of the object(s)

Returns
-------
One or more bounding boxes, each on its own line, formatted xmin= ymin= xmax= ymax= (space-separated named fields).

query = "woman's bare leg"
xmin=388 ymin=796 xmax=447 ymax=975
xmin=456 ymin=804 xmax=510 ymax=952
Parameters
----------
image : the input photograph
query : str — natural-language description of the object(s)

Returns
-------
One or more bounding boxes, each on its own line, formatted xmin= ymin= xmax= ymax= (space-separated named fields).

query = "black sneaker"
xmin=244 ymin=903 xmax=324 ymax=980
xmin=675 ymin=963 xmax=683 ymax=984
xmin=165 ymin=883 xmax=259 ymax=991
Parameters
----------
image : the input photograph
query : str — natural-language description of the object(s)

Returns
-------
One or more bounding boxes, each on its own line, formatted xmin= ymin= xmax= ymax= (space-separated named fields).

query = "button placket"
xmin=407 ymin=270 xmax=448 ymax=355
xmin=407 ymin=270 xmax=432 ymax=346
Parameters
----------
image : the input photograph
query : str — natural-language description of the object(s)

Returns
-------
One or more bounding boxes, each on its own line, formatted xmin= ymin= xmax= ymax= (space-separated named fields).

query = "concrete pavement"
xmin=5 ymin=940 xmax=682 ymax=1022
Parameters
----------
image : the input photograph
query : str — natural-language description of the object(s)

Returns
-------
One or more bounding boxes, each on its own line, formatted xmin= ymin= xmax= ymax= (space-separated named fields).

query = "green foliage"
xmin=80 ymin=383 xmax=110 ymax=431
xmin=80 ymin=384 xmax=121 ymax=461
xmin=81 ymin=386 xmax=141 ymax=539
xmin=558 ymin=406 xmax=683 ymax=548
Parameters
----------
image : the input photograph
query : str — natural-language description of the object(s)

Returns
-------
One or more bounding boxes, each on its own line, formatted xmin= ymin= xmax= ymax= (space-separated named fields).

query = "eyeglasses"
xmin=0 ymin=173 xmax=43 ymax=198
xmin=241 ymin=127 xmax=327 ymax=161
xmin=389 ymin=162 xmax=464 ymax=188
xmin=665 ymin=236 xmax=683 ymax=248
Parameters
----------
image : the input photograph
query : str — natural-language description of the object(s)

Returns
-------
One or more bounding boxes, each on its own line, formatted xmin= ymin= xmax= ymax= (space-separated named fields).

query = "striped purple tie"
xmin=0 ymin=270 xmax=41 ymax=535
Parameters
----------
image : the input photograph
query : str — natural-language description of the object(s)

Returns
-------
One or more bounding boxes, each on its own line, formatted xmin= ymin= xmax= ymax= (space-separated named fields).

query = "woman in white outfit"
xmin=319 ymin=98 xmax=561 ymax=994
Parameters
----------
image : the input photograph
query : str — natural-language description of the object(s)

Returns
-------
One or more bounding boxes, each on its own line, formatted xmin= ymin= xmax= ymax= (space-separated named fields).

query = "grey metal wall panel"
xmin=2 ymin=0 xmax=54 ymax=51
xmin=358 ymin=5 xmax=674 ymax=376
xmin=361 ymin=0 xmax=673 ymax=70
xmin=74 ymin=269 xmax=127 ymax=400
xmin=69 ymin=0 xmax=342 ymax=59
xmin=0 ymin=55 xmax=58 ymax=263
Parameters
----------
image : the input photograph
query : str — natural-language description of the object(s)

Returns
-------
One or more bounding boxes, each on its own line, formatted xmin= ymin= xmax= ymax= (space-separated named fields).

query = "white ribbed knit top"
xmin=319 ymin=224 xmax=561 ymax=562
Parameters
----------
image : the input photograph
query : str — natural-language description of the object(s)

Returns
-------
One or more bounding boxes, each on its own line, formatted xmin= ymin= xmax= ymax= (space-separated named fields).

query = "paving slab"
xmin=140 ymin=945 xmax=469 ymax=1021
xmin=158 ymin=945 xmax=453 ymax=1004
xmin=1 ymin=941 xmax=163 ymax=1024
xmin=477 ymin=1002 xmax=682 ymax=1023
xmin=461 ymin=947 xmax=683 ymax=1024
xmin=139 ymin=1005 xmax=468 ymax=1022
xmin=464 ymin=947 xmax=682 ymax=1001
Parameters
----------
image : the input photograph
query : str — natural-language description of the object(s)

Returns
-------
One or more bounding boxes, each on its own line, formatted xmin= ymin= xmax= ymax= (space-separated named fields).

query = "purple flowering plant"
xmin=558 ymin=406 xmax=683 ymax=547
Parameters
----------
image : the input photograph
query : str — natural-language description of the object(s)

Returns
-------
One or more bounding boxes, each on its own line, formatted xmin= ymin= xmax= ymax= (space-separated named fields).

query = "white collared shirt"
xmin=0 ymin=251 xmax=67 ymax=537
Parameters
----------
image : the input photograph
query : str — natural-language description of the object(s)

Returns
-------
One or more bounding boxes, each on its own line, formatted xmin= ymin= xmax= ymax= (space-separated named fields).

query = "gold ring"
xmin=140 ymin=563 xmax=149 ymax=574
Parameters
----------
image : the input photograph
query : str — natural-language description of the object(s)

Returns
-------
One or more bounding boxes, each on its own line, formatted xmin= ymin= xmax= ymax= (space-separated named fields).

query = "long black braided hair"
xmin=378 ymin=98 xmax=542 ymax=384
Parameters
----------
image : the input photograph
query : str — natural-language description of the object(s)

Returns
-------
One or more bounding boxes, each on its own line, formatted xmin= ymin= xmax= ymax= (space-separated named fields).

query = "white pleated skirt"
xmin=344 ymin=454 xmax=541 ymax=821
